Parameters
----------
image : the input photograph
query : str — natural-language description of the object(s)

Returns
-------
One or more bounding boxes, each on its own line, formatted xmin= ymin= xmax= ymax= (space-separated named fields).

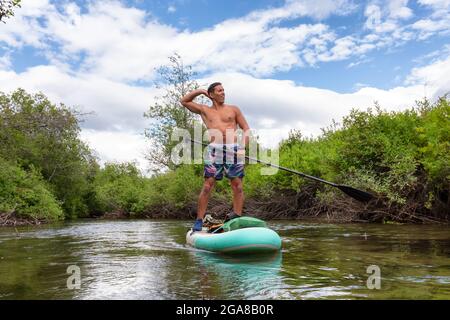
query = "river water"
xmin=0 ymin=219 xmax=449 ymax=300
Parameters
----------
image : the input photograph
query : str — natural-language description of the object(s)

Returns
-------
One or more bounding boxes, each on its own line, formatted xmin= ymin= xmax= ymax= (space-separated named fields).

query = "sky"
xmin=0 ymin=0 xmax=449 ymax=174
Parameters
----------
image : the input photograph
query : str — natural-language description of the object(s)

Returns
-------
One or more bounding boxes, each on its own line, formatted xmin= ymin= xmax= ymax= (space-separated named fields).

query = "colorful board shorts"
xmin=204 ymin=144 xmax=245 ymax=180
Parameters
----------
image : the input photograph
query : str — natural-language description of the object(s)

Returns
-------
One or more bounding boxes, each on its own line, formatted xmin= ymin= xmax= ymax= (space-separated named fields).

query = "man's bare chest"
xmin=203 ymin=107 xmax=236 ymax=124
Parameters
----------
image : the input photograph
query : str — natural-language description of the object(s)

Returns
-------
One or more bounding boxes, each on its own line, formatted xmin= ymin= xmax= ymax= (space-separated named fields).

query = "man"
xmin=180 ymin=82 xmax=250 ymax=231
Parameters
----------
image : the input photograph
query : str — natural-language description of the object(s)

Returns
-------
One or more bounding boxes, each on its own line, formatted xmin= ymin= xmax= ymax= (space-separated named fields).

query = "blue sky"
xmin=136 ymin=0 xmax=447 ymax=92
xmin=4 ymin=1 xmax=449 ymax=90
xmin=0 ymin=0 xmax=449 ymax=172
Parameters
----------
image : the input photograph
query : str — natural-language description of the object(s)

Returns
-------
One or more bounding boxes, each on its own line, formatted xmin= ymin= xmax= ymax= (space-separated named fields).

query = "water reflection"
xmin=191 ymin=251 xmax=283 ymax=299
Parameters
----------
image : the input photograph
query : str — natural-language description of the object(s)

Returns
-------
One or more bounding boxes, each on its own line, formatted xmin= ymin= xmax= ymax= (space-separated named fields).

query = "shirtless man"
xmin=180 ymin=82 xmax=250 ymax=231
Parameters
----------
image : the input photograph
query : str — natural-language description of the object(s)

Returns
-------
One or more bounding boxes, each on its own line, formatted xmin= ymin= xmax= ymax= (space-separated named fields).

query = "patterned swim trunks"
xmin=204 ymin=144 xmax=245 ymax=180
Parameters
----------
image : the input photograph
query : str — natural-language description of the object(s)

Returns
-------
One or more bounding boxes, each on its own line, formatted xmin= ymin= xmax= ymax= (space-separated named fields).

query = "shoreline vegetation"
xmin=1 ymin=88 xmax=449 ymax=227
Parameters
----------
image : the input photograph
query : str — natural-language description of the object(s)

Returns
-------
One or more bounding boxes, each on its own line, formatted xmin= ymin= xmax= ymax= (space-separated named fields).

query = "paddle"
xmin=188 ymin=139 xmax=374 ymax=203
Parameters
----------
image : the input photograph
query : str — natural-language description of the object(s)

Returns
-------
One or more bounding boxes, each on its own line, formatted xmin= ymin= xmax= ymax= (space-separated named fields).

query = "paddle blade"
xmin=337 ymin=185 xmax=374 ymax=202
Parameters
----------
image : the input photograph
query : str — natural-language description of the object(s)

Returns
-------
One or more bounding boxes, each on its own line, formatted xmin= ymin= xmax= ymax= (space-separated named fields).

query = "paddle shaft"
xmin=190 ymin=139 xmax=337 ymax=187
xmin=189 ymin=139 xmax=374 ymax=202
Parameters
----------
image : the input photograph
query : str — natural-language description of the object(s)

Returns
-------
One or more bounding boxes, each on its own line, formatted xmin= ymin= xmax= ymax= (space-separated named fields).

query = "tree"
xmin=144 ymin=53 xmax=206 ymax=172
xmin=0 ymin=0 xmax=21 ymax=23
xmin=0 ymin=88 xmax=99 ymax=218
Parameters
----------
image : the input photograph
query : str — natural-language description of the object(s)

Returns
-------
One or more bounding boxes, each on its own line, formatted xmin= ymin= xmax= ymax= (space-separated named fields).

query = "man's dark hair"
xmin=207 ymin=82 xmax=222 ymax=95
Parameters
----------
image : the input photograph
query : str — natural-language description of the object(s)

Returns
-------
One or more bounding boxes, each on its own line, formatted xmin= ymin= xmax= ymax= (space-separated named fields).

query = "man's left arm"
xmin=234 ymin=106 xmax=250 ymax=149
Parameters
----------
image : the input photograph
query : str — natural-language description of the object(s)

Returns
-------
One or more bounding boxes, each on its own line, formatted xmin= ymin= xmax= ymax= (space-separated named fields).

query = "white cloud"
xmin=282 ymin=0 xmax=359 ymax=20
xmin=317 ymin=36 xmax=357 ymax=62
xmin=411 ymin=0 xmax=450 ymax=37
xmin=363 ymin=2 xmax=409 ymax=33
xmin=418 ymin=0 xmax=450 ymax=10
xmin=181 ymin=22 xmax=333 ymax=75
xmin=44 ymin=1 xmax=178 ymax=81
xmin=80 ymin=129 xmax=149 ymax=171
xmin=388 ymin=0 xmax=414 ymax=19
xmin=0 ymin=65 xmax=159 ymax=131
xmin=358 ymin=0 xmax=450 ymax=55
xmin=0 ymin=51 xmax=11 ymax=70
xmin=406 ymin=54 xmax=450 ymax=98
xmin=245 ymin=0 xmax=357 ymax=24
xmin=364 ymin=3 xmax=405 ymax=33
xmin=0 ymin=0 xmax=358 ymax=80
xmin=1 ymin=0 xmax=447 ymax=82
xmin=0 ymin=0 xmax=52 ymax=48
xmin=168 ymin=5 xmax=176 ymax=13
xmin=411 ymin=18 xmax=450 ymax=39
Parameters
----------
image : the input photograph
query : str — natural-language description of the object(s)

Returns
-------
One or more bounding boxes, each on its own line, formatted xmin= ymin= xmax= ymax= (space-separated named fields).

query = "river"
xmin=0 ymin=219 xmax=449 ymax=299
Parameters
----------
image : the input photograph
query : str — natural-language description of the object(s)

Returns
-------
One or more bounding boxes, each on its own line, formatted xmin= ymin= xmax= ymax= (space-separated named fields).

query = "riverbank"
xmin=0 ymin=212 xmax=46 ymax=227
xmin=0 ymin=198 xmax=450 ymax=227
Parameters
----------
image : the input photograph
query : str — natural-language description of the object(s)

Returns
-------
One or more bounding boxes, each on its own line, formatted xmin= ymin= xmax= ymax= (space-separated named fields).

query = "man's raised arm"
xmin=180 ymin=89 xmax=209 ymax=114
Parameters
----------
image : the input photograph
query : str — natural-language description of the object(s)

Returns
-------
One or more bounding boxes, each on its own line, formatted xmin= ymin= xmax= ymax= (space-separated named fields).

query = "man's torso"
xmin=201 ymin=104 xmax=239 ymax=143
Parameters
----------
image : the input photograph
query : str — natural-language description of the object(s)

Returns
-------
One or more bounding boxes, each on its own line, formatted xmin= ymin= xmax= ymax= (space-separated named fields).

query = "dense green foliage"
xmin=267 ymin=98 xmax=449 ymax=222
xmin=0 ymin=157 xmax=63 ymax=221
xmin=91 ymin=162 xmax=150 ymax=216
xmin=0 ymin=89 xmax=98 ymax=220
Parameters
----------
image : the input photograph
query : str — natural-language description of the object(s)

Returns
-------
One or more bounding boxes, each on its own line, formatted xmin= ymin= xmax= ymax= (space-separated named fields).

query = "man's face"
xmin=211 ymin=85 xmax=225 ymax=103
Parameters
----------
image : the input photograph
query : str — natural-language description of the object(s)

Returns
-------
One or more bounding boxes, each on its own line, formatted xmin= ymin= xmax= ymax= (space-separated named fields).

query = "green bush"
xmin=416 ymin=98 xmax=450 ymax=181
xmin=264 ymin=98 xmax=449 ymax=212
xmin=0 ymin=158 xmax=64 ymax=221
xmin=92 ymin=162 xmax=149 ymax=215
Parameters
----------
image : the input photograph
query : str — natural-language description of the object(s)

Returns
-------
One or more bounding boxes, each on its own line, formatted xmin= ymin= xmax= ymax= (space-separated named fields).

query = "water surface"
xmin=0 ymin=220 xmax=449 ymax=299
